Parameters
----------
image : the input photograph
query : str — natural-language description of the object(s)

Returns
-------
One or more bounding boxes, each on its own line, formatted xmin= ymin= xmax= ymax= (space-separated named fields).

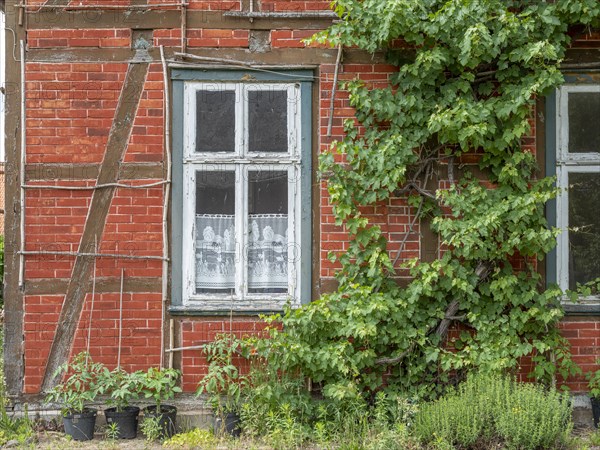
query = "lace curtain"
xmin=195 ymin=214 xmax=289 ymax=292
xmin=195 ymin=214 xmax=236 ymax=292
xmin=248 ymin=214 xmax=288 ymax=291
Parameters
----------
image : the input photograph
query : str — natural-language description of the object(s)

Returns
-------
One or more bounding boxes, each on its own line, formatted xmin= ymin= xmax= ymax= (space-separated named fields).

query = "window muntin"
xmin=181 ymin=82 xmax=302 ymax=308
xmin=556 ymin=86 xmax=600 ymax=295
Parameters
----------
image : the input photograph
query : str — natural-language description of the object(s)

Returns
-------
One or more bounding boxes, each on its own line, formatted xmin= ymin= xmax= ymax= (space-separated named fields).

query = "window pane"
xmin=568 ymin=171 xmax=600 ymax=289
xmin=248 ymin=90 xmax=288 ymax=153
xmin=195 ymin=171 xmax=236 ymax=295
xmin=568 ymin=92 xmax=600 ymax=154
xmin=248 ymin=170 xmax=289 ymax=294
xmin=196 ymin=90 xmax=235 ymax=153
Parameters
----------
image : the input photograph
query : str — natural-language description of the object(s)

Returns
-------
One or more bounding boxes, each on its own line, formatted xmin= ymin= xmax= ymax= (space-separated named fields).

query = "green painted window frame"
xmin=169 ymin=69 xmax=313 ymax=315
xmin=545 ymin=76 xmax=600 ymax=315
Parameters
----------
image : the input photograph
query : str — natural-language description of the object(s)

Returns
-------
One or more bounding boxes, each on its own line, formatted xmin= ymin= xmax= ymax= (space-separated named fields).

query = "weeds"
xmin=104 ymin=422 xmax=120 ymax=441
xmin=163 ymin=428 xmax=219 ymax=449
xmin=239 ymin=368 xmax=421 ymax=450
xmin=0 ymin=332 xmax=35 ymax=447
xmin=141 ymin=415 xmax=163 ymax=443
xmin=590 ymin=429 xmax=600 ymax=446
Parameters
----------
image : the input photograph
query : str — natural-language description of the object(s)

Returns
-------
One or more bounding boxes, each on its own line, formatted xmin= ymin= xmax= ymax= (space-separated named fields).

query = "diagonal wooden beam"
xmin=41 ymin=62 xmax=150 ymax=391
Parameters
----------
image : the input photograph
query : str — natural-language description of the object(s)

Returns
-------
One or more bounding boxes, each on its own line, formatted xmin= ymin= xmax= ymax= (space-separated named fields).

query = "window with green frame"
xmin=170 ymin=70 xmax=313 ymax=313
xmin=548 ymin=83 xmax=600 ymax=307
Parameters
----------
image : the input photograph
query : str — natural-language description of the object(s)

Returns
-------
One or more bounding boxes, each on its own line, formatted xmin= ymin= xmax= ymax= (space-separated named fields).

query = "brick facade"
xmin=2 ymin=0 xmax=598 ymax=398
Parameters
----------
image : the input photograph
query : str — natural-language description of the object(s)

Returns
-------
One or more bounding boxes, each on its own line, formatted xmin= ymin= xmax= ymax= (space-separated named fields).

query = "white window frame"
xmin=555 ymin=85 xmax=600 ymax=298
xmin=181 ymin=82 xmax=303 ymax=310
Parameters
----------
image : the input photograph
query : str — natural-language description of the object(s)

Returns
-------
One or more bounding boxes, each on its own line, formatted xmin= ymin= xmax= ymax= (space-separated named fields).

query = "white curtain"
xmin=195 ymin=214 xmax=236 ymax=291
xmin=248 ymin=214 xmax=288 ymax=291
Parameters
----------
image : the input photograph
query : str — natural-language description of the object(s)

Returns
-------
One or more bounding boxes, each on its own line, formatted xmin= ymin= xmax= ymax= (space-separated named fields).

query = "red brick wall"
xmin=16 ymin=7 xmax=599 ymax=397
xmin=559 ymin=320 xmax=600 ymax=391
xmin=179 ymin=319 xmax=272 ymax=392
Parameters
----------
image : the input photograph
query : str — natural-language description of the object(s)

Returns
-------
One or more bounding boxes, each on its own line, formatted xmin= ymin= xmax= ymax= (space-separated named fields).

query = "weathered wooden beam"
xmin=3 ymin=0 xmax=27 ymax=398
xmin=223 ymin=11 xmax=337 ymax=19
xmin=27 ymin=47 xmax=397 ymax=65
xmin=25 ymin=277 xmax=162 ymax=295
xmin=40 ymin=62 xmax=150 ymax=392
xmin=25 ymin=10 xmax=334 ymax=30
xmin=25 ymin=162 xmax=164 ymax=181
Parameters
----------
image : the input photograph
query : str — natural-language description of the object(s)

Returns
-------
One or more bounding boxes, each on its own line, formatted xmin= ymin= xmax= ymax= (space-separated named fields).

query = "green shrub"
xmin=497 ymin=382 xmax=571 ymax=449
xmin=413 ymin=373 xmax=572 ymax=450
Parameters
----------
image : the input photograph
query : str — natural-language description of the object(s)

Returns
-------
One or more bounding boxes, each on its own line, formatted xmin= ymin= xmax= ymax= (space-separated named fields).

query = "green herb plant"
xmin=96 ymin=368 xmax=144 ymax=412
xmin=139 ymin=367 xmax=182 ymax=411
xmin=196 ymin=333 xmax=249 ymax=417
xmin=413 ymin=373 xmax=572 ymax=450
xmin=45 ymin=352 xmax=105 ymax=415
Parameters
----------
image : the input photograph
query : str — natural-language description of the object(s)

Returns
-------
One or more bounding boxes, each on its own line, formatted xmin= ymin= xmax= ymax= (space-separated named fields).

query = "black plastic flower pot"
xmin=144 ymin=405 xmax=177 ymax=439
xmin=214 ymin=412 xmax=241 ymax=438
xmin=63 ymin=408 xmax=97 ymax=441
xmin=592 ymin=396 xmax=600 ymax=428
xmin=104 ymin=406 xmax=140 ymax=439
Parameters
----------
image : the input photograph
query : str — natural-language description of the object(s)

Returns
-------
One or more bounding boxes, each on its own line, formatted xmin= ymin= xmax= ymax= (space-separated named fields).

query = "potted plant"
xmin=139 ymin=367 xmax=182 ymax=439
xmin=97 ymin=368 xmax=144 ymax=439
xmin=45 ymin=352 xmax=105 ymax=441
xmin=586 ymin=362 xmax=600 ymax=428
xmin=197 ymin=333 xmax=249 ymax=437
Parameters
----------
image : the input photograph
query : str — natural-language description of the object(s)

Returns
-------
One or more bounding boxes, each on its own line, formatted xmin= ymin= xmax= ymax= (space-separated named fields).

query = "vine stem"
xmin=327 ymin=43 xmax=343 ymax=137
xmin=392 ymin=196 xmax=424 ymax=267
xmin=376 ymin=261 xmax=492 ymax=367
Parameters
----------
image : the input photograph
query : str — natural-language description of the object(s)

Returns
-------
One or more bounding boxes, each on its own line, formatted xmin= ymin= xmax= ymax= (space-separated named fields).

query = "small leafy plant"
xmin=141 ymin=415 xmax=163 ymax=442
xmin=586 ymin=362 xmax=600 ymax=399
xmin=196 ymin=333 xmax=250 ymax=416
xmin=104 ymin=422 xmax=120 ymax=441
xmin=45 ymin=352 xmax=105 ymax=415
xmin=139 ymin=367 xmax=182 ymax=411
xmin=96 ymin=368 xmax=144 ymax=412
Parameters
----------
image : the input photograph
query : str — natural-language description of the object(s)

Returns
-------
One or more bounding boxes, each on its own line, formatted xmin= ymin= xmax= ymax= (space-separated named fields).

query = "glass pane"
xmin=247 ymin=170 xmax=289 ymax=294
xmin=195 ymin=171 xmax=236 ymax=295
xmin=568 ymin=171 xmax=600 ymax=289
xmin=248 ymin=90 xmax=288 ymax=153
xmin=568 ymin=92 xmax=600 ymax=154
xmin=196 ymin=90 xmax=235 ymax=153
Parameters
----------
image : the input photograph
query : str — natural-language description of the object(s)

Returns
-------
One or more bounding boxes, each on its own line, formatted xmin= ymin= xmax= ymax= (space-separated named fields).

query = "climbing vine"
xmin=256 ymin=0 xmax=600 ymax=401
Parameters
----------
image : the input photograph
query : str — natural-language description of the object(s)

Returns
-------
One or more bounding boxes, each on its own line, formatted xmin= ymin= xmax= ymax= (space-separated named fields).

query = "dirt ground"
xmin=33 ymin=432 xmax=163 ymax=450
